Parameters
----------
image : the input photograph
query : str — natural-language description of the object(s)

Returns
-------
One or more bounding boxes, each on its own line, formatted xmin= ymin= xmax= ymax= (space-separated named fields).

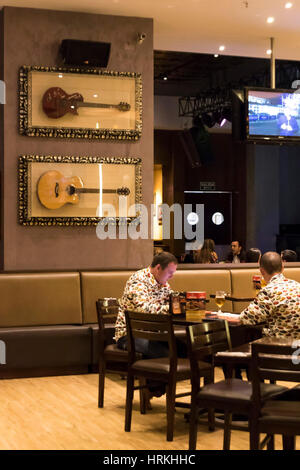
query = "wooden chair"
xmin=250 ymin=338 xmax=300 ymax=450
xmin=124 ymin=310 xmax=213 ymax=441
xmin=96 ymin=299 xmax=146 ymax=413
xmin=186 ymin=325 xmax=288 ymax=450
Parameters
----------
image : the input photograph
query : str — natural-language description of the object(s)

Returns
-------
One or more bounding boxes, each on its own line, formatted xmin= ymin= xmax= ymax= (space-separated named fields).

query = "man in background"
xmin=225 ymin=240 xmax=246 ymax=263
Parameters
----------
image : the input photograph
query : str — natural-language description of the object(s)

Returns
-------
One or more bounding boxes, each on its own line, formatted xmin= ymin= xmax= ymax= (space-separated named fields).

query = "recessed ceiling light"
xmin=266 ymin=49 xmax=272 ymax=55
xmin=267 ymin=17 xmax=275 ymax=23
xmin=214 ymin=54 xmax=219 ymax=58
xmin=219 ymin=45 xmax=225 ymax=51
xmin=285 ymin=2 xmax=293 ymax=8
xmin=163 ymin=76 xmax=168 ymax=81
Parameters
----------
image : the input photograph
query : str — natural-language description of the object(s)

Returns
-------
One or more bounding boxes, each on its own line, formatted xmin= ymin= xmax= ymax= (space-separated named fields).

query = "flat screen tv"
xmin=245 ymin=87 xmax=300 ymax=142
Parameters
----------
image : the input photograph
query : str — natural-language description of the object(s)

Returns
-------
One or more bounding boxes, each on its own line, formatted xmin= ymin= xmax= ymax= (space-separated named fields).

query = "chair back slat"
xmin=96 ymin=298 xmax=119 ymax=330
xmin=251 ymin=339 xmax=300 ymax=406
xmin=125 ymin=310 xmax=177 ymax=364
xmin=186 ymin=320 xmax=231 ymax=386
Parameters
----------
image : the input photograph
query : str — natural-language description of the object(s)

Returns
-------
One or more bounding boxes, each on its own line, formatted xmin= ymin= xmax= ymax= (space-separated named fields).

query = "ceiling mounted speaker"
xmin=60 ymin=39 xmax=111 ymax=67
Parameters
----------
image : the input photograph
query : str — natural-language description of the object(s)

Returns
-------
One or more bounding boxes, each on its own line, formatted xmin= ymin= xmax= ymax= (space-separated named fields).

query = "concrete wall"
xmin=1 ymin=6 xmax=153 ymax=270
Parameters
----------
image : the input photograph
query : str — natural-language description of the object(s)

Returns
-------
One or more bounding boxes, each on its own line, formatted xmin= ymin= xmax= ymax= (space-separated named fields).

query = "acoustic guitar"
xmin=42 ymin=87 xmax=131 ymax=119
xmin=37 ymin=170 xmax=130 ymax=210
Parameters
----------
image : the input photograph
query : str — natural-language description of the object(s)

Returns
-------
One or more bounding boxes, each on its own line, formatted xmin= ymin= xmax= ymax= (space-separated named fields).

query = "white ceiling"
xmin=1 ymin=0 xmax=300 ymax=60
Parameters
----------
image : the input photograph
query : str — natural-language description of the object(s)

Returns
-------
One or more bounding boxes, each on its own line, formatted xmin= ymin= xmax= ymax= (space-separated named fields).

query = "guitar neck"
xmin=75 ymin=188 xmax=121 ymax=194
xmin=77 ymin=102 xmax=119 ymax=109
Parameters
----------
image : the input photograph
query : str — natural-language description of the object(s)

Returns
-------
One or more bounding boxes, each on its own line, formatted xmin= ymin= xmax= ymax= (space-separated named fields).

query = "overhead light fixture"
xmin=163 ymin=76 xmax=168 ymax=81
xmin=285 ymin=2 xmax=293 ymax=8
xmin=266 ymin=49 xmax=272 ymax=55
xmin=267 ymin=17 xmax=275 ymax=23
xmin=219 ymin=45 xmax=225 ymax=51
xmin=214 ymin=54 xmax=219 ymax=58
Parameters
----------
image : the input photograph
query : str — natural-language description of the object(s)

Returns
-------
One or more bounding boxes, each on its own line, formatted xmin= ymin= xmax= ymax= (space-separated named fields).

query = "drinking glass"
xmin=215 ymin=291 xmax=226 ymax=313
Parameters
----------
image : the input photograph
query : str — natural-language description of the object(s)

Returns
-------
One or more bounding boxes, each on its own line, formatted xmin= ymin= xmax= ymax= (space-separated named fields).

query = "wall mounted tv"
xmin=245 ymin=87 xmax=300 ymax=142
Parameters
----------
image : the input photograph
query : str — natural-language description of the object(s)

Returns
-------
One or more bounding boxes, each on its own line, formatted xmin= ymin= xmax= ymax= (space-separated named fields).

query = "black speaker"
xmin=60 ymin=39 xmax=111 ymax=67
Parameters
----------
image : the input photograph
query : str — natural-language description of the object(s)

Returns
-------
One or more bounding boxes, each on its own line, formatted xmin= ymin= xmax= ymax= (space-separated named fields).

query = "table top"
xmin=210 ymin=294 xmax=254 ymax=302
xmin=172 ymin=313 xmax=241 ymax=326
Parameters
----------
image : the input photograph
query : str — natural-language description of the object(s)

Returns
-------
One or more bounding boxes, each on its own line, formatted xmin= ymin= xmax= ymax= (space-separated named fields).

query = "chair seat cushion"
xmin=104 ymin=343 xmax=128 ymax=361
xmin=261 ymin=400 xmax=300 ymax=419
xmin=131 ymin=357 xmax=210 ymax=380
xmin=131 ymin=357 xmax=191 ymax=375
xmin=104 ymin=344 xmax=142 ymax=362
xmin=196 ymin=379 xmax=288 ymax=406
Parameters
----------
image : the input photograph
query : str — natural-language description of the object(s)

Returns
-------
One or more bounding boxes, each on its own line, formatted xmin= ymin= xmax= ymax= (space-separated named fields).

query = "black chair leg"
xmin=223 ymin=411 xmax=232 ymax=450
xmin=98 ymin=361 xmax=106 ymax=408
xmin=166 ymin=381 xmax=176 ymax=441
xmin=267 ymin=435 xmax=275 ymax=450
xmin=249 ymin=419 xmax=260 ymax=450
xmin=282 ymin=435 xmax=295 ymax=450
xmin=208 ymin=408 xmax=215 ymax=431
xmin=139 ymin=378 xmax=147 ymax=415
xmin=125 ymin=374 xmax=134 ymax=432
xmin=189 ymin=397 xmax=198 ymax=450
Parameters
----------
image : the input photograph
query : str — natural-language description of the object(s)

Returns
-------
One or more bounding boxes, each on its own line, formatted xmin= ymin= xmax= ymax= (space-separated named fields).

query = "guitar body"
xmin=37 ymin=171 xmax=83 ymax=209
xmin=42 ymin=87 xmax=84 ymax=119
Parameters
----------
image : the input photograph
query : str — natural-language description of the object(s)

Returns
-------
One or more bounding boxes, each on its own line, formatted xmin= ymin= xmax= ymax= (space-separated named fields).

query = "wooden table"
xmin=172 ymin=313 xmax=263 ymax=348
xmin=210 ymin=294 xmax=254 ymax=302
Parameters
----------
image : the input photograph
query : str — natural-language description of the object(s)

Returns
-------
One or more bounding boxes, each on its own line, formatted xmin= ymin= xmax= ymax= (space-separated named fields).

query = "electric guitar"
xmin=37 ymin=170 xmax=130 ymax=210
xmin=42 ymin=87 xmax=131 ymax=119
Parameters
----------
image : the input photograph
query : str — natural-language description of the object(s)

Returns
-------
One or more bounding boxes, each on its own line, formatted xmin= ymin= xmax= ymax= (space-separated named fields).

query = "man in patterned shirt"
xmin=115 ymin=252 xmax=178 ymax=400
xmin=240 ymin=251 xmax=300 ymax=338
xmin=115 ymin=251 xmax=178 ymax=356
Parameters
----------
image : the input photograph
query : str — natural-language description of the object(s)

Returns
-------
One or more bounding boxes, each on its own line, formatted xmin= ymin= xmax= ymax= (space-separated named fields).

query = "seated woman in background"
xmin=194 ymin=239 xmax=218 ymax=264
xmin=245 ymin=247 xmax=261 ymax=263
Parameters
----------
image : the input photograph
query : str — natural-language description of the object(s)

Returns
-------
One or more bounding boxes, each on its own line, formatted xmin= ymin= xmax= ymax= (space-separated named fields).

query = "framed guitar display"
xmin=18 ymin=154 xmax=142 ymax=226
xmin=19 ymin=66 xmax=142 ymax=140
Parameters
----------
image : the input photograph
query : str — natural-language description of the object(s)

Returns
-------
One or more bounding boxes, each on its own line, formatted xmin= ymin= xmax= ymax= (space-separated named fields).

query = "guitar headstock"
xmin=116 ymin=187 xmax=131 ymax=196
xmin=118 ymin=102 xmax=131 ymax=112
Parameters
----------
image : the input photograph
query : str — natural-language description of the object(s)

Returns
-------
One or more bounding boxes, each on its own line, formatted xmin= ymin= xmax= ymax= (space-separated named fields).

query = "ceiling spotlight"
xmin=163 ymin=76 xmax=168 ymax=81
xmin=214 ymin=54 xmax=219 ymax=58
xmin=267 ymin=17 xmax=275 ymax=23
xmin=266 ymin=49 xmax=272 ymax=55
xmin=219 ymin=45 xmax=225 ymax=51
xmin=285 ymin=2 xmax=293 ymax=8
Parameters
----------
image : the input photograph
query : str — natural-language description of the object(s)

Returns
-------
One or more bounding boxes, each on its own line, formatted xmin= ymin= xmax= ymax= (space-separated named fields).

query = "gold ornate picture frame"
xmin=18 ymin=154 xmax=142 ymax=226
xmin=19 ymin=66 xmax=142 ymax=140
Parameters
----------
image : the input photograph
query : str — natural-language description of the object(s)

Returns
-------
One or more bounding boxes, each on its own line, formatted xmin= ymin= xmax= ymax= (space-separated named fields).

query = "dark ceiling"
xmin=154 ymin=50 xmax=300 ymax=97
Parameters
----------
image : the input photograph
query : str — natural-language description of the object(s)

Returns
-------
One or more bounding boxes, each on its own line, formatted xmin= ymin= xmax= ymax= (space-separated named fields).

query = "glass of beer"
xmin=215 ymin=291 xmax=226 ymax=313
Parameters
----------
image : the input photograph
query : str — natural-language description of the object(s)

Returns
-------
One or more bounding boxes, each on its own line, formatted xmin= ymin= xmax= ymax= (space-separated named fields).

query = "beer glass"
xmin=215 ymin=291 xmax=226 ymax=313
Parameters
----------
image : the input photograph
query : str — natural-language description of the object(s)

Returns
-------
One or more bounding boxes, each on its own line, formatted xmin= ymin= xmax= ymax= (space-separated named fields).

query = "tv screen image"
xmin=246 ymin=88 xmax=300 ymax=140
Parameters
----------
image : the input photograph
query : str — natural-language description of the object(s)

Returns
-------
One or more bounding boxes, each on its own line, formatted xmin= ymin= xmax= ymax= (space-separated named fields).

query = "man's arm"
xmin=239 ymin=290 xmax=272 ymax=326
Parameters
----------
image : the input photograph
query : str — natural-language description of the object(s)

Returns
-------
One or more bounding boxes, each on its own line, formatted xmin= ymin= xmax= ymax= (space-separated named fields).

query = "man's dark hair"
xmin=260 ymin=251 xmax=283 ymax=275
xmin=281 ymin=249 xmax=297 ymax=262
xmin=151 ymin=251 xmax=178 ymax=270
xmin=246 ymin=248 xmax=261 ymax=262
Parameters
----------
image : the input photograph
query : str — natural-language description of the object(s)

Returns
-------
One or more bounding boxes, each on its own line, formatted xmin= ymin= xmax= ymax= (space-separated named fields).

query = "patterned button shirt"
xmin=114 ymin=267 xmax=172 ymax=342
xmin=240 ymin=273 xmax=300 ymax=338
